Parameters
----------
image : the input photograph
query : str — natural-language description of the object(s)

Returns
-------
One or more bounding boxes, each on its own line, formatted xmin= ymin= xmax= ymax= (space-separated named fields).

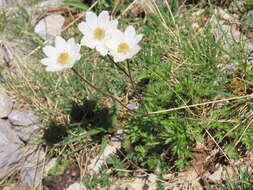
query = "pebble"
xmin=66 ymin=183 xmax=86 ymax=190
xmin=8 ymin=109 xmax=39 ymax=126
xmin=0 ymin=88 xmax=13 ymax=118
xmin=208 ymin=166 xmax=223 ymax=183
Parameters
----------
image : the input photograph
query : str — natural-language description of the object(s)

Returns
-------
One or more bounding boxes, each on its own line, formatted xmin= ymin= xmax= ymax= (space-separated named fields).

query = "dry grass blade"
xmin=148 ymin=94 xmax=253 ymax=114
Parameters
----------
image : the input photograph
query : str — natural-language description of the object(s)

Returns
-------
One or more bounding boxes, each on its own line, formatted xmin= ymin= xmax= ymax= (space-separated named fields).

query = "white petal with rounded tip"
xmin=67 ymin=38 xmax=76 ymax=52
xmin=40 ymin=58 xmax=53 ymax=66
xmin=96 ymin=44 xmax=108 ymax=56
xmin=110 ymin=19 xmax=118 ymax=29
xmin=42 ymin=46 xmax=57 ymax=57
xmin=78 ymin=22 xmax=90 ymax=35
xmin=55 ymin=36 xmax=66 ymax=51
xmin=130 ymin=46 xmax=141 ymax=56
xmin=81 ymin=37 xmax=96 ymax=49
xmin=86 ymin=11 xmax=98 ymax=28
xmin=45 ymin=65 xmax=63 ymax=72
xmin=125 ymin=26 xmax=136 ymax=38
xmin=135 ymin=34 xmax=143 ymax=44
xmin=98 ymin=11 xmax=109 ymax=25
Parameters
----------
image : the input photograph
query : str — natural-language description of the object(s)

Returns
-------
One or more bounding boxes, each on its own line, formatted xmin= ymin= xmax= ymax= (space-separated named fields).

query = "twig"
xmin=234 ymin=118 xmax=253 ymax=148
xmin=205 ymin=129 xmax=231 ymax=162
xmin=148 ymin=94 xmax=253 ymax=115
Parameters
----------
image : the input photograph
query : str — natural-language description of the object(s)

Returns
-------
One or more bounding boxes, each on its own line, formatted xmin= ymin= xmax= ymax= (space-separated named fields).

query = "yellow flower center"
xmin=117 ymin=43 xmax=129 ymax=54
xmin=57 ymin=52 xmax=71 ymax=65
xmin=93 ymin=27 xmax=105 ymax=40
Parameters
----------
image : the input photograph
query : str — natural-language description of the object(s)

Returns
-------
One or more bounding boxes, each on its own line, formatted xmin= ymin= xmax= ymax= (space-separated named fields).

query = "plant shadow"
xmin=69 ymin=99 xmax=114 ymax=132
xmin=43 ymin=122 xmax=68 ymax=145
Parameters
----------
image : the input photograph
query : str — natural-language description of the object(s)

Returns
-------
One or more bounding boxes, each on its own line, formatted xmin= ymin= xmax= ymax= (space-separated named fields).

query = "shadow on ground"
xmin=69 ymin=99 xmax=114 ymax=130
xmin=43 ymin=122 xmax=68 ymax=145
xmin=43 ymin=99 xmax=115 ymax=145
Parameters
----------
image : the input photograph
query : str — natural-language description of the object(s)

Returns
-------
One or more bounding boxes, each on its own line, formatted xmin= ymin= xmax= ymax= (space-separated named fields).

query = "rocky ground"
xmin=0 ymin=0 xmax=253 ymax=189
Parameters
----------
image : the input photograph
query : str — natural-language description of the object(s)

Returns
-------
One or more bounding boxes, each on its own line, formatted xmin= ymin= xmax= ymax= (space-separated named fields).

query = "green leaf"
xmin=63 ymin=0 xmax=89 ymax=10
xmin=60 ymin=127 xmax=105 ymax=145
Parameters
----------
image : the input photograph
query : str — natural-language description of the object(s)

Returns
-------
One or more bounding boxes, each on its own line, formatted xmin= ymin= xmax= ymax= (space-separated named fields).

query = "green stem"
xmin=107 ymin=55 xmax=131 ymax=78
xmin=71 ymin=68 xmax=136 ymax=113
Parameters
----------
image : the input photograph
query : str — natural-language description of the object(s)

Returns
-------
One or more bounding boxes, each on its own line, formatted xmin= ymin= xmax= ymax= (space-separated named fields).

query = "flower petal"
xmin=81 ymin=37 xmax=96 ymax=49
xmin=135 ymin=34 xmax=143 ymax=44
xmin=78 ymin=22 xmax=90 ymax=35
xmin=96 ymin=44 xmax=108 ymax=56
xmin=98 ymin=11 xmax=109 ymax=25
xmin=86 ymin=11 xmax=98 ymax=28
xmin=129 ymin=45 xmax=141 ymax=57
xmin=124 ymin=26 xmax=136 ymax=38
xmin=40 ymin=58 xmax=53 ymax=65
xmin=42 ymin=46 xmax=57 ymax=57
xmin=110 ymin=19 xmax=118 ymax=29
xmin=55 ymin=36 xmax=66 ymax=51
xmin=45 ymin=65 xmax=63 ymax=72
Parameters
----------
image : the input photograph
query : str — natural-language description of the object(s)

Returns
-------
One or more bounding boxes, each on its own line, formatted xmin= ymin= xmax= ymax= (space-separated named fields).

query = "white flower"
xmin=40 ymin=36 xmax=81 ymax=72
xmin=106 ymin=26 xmax=143 ymax=62
xmin=78 ymin=11 xmax=118 ymax=56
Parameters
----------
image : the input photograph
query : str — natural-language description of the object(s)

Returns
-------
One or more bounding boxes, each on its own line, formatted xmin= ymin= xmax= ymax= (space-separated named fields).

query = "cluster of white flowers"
xmin=41 ymin=11 xmax=143 ymax=72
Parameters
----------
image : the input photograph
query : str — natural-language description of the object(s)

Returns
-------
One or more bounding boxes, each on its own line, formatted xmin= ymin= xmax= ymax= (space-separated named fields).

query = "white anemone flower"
xmin=106 ymin=26 xmax=143 ymax=62
xmin=78 ymin=11 xmax=118 ymax=56
xmin=41 ymin=36 xmax=81 ymax=72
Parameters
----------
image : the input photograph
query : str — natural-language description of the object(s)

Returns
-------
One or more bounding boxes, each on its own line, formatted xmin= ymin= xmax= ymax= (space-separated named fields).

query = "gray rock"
xmin=0 ymin=143 xmax=26 ymax=179
xmin=8 ymin=109 xmax=39 ymax=126
xmin=20 ymin=148 xmax=46 ymax=189
xmin=0 ymin=119 xmax=25 ymax=179
xmin=0 ymin=0 xmax=7 ymax=9
xmin=14 ymin=125 xmax=40 ymax=142
xmin=0 ymin=119 xmax=22 ymax=144
xmin=0 ymin=88 xmax=13 ymax=118
xmin=0 ymin=0 xmax=26 ymax=9
xmin=247 ymin=10 xmax=253 ymax=17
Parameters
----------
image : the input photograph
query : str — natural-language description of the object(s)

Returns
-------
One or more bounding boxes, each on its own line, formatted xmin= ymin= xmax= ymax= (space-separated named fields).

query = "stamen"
xmin=58 ymin=52 xmax=71 ymax=65
xmin=117 ymin=43 xmax=129 ymax=54
xmin=93 ymin=28 xmax=105 ymax=40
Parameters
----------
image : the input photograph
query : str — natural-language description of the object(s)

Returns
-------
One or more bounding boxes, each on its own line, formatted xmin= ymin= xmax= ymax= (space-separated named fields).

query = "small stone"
xmin=34 ymin=14 xmax=65 ymax=43
xmin=247 ymin=10 xmax=253 ymax=17
xmin=8 ymin=109 xmax=39 ymax=126
xmin=37 ymin=0 xmax=63 ymax=9
xmin=0 ymin=88 xmax=13 ymax=118
xmin=88 ymin=131 xmax=122 ymax=174
xmin=208 ymin=166 xmax=223 ymax=183
xmin=245 ymin=43 xmax=253 ymax=52
xmin=126 ymin=103 xmax=139 ymax=110
xmin=44 ymin=157 xmax=57 ymax=175
xmin=66 ymin=183 xmax=86 ymax=190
